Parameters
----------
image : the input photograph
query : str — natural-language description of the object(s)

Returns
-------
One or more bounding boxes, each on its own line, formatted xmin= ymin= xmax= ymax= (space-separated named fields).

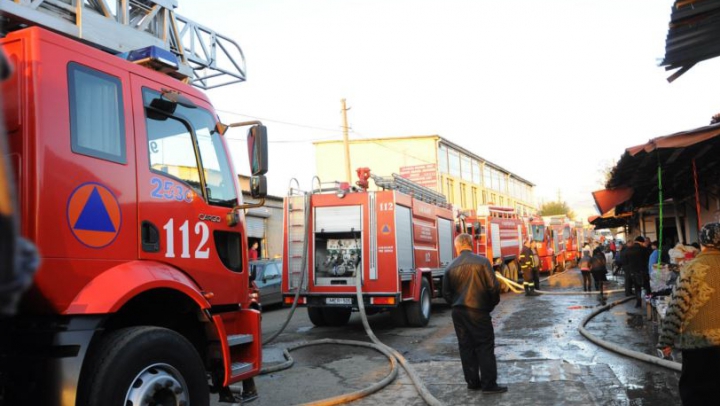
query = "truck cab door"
xmin=131 ymin=76 xmax=247 ymax=305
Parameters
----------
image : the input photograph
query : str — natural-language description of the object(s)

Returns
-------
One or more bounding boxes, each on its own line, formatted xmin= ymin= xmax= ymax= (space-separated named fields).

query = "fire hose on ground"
xmin=497 ymin=269 xmax=682 ymax=372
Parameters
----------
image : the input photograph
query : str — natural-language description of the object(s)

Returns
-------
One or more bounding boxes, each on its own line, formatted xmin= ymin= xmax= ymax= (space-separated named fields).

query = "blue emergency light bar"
xmin=118 ymin=46 xmax=182 ymax=77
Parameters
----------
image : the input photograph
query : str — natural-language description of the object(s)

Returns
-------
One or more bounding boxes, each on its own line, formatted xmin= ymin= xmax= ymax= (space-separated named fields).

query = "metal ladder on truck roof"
xmin=371 ymin=173 xmax=449 ymax=208
xmin=0 ymin=0 xmax=246 ymax=89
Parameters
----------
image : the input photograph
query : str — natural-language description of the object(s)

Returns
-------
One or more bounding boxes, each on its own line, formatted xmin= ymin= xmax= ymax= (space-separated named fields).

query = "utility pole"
xmin=341 ymin=99 xmax=351 ymax=183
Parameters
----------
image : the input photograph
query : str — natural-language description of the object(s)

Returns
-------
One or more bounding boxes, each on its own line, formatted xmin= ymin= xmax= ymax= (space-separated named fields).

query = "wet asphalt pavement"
xmin=216 ymin=268 xmax=681 ymax=405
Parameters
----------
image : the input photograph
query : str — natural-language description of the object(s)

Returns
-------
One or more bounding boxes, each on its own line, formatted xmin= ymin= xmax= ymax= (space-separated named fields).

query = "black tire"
xmin=390 ymin=304 xmax=408 ymax=327
xmin=78 ymin=326 xmax=209 ymax=406
xmin=405 ymin=278 xmax=431 ymax=327
xmin=322 ymin=307 xmax=352 ymax=326
xmin=307 ymin=307 xmax=327 ymax=326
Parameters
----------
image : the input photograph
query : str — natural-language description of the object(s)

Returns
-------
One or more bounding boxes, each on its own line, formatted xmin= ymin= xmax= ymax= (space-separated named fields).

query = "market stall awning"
xmin=603 ymin=121 xmax=720 ymax=214
xmin=626 ymin=124 xmax=720 ymax=156
xmin=592 ymin=187 xmax=634 ymax=215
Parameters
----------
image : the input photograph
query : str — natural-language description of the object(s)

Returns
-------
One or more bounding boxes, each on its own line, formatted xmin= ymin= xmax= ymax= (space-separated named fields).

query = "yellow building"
xmin=313 ymin=135 xmax=536 ymax=216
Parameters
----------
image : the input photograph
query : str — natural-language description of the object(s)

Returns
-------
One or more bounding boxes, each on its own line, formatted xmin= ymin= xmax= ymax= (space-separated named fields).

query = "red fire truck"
xmin=0 ymin=2 xmax=265 ymax=405
xmin=282 ymin=170 xmax=455 ymax=327
xmin=565 ymin=220 xmax=584 ymax=266
xmin=457 ymin=205 xmax=526 ymax=287
xmin=527 ymin=215 xmax=558 ymax=274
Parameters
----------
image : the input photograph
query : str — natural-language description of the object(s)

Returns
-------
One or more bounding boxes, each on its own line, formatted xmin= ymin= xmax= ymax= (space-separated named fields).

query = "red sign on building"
xmin=399 ymin=164 xmax=438 ymax=189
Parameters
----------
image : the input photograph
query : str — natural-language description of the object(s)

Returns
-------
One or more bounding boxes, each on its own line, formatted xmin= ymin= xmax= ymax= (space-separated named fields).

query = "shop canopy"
xmin=594 ymin=122 xmax=720 ymax=217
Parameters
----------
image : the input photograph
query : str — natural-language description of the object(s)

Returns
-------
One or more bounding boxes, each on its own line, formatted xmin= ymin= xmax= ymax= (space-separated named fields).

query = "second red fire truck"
xmin=282 ymin=170 xmax=455 ymax=327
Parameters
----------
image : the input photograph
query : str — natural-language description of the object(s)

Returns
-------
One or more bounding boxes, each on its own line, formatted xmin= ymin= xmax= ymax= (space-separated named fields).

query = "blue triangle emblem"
xmin=74 ymin=187 xmax=116 ymax=232
xmin=382 ymin=225 xmax=390 ymax=233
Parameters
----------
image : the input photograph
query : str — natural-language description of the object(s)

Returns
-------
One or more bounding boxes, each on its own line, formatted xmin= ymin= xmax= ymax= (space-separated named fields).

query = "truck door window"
xmin=68 ymin=63 xmax=126 ymax=164
xmin=145 ymin=115 xmax=203 ymax=194
xmin=143 ymin=89 xmax=237 ymax=206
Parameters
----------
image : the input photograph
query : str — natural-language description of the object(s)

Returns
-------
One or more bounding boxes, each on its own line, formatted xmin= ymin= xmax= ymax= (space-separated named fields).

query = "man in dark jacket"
xmin=442 ymin=233 xmax=507 ymax=394
xmin=623 ymin=236 xmax=651 ymax=307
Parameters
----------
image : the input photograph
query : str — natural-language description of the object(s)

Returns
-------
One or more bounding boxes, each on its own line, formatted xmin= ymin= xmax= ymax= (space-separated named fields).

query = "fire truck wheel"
xmin=507 ymin=261 xmax=519 ymax=282
xmin=406 ymin=278 xmax=431 ymax=327
xmin=499 ymin=263 xmax=510 ymax=293
xmin=390 ymin=305 xmax=408 ymax=326
xmin=307 ymin=307 xmax=327 ymax=326
xmin=323 ymin=307 xmax=352 ymax=326
xmin=78 ymin=326 xmax=209 ymax=406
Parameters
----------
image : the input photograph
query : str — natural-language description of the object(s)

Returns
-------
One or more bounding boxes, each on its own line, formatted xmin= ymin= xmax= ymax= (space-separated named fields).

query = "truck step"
xmin=231 ymin=362 xmax=253 ymax=377
xmin=227 ymin=334 xmax=253 ymax=347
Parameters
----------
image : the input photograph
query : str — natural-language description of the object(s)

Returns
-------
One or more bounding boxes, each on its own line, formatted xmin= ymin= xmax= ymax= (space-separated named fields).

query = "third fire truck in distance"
xmin=457 ymin=205 xmax=526 ymax=289
xmin=528 ymin=215 xmax=557 ymax=274
xmin=281 ymin=169 xmax=455 ymax=328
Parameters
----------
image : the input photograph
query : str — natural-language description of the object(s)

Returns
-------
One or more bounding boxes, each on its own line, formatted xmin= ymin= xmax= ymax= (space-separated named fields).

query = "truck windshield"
xmin=144 ymin=89 xmax=237 ymax=207
xmin=531 ymin=225 xmax=545 ymax=241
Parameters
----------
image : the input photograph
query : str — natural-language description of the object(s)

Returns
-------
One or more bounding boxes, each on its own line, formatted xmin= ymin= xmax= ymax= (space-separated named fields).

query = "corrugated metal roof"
xmin=603 ymin=122 xmax=720 ymax=213
xmin=661 ymin=0 xmax=720 ymax=81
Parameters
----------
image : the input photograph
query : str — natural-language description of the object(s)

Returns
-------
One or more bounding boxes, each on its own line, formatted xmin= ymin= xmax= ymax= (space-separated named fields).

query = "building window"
xmin=484 ymin=167 xmax=492 ymax=189
xmin=446 ymin=178 xmax=455 ymax=203
xmin=68 ymin=63 xmax=126 ymax=164
xmin=448 ymin=148 xmax=460 ymax=177
xmin=438 ymin=144 xmax=448 ymax=174
xmin=482 ymin=190 xmax=487 ymax=204
xmin=472 ymin=160 xmax=481 ymax=185
xmin=472 ymin=187 xmax=478 ymax=209
xmin=461 ymin=154 xmax=472 ymax=181
xmin=460 ymin=183 xmax=467 ymax=208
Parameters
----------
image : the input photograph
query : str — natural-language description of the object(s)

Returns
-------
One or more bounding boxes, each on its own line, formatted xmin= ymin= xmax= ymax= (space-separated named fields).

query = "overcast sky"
xmin=179 ymin=0 xmax=720 ymax=221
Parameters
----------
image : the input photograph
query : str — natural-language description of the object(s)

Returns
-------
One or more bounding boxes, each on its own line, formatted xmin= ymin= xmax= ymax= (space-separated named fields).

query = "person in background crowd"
xmin=616 ymin=239 xmax=632 ymax=294
xmin=658 ymin=222 xmax=720 ymax=405
xmin=648 ymin=241 xmax=660 ymax=288
xmin=519 ymin=239 xmax=539 ymax=297
xmin=590 ymin=246 xmax=608 ymax=304
xmin=249 ymin=241 xmax=259 ymax=261
xmin=442 ymin=234 xmax=507 ymax=395
xmin=623 ymin=236 xmax=651 ymax=308
xmin=609 ymin=239 xmax=617 ymax=259
xmin=578 ymin=250 xmax=593 ymax=292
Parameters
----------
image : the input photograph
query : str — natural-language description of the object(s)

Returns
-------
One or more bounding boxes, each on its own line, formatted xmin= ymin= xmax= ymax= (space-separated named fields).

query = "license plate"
xmin=326 ymin=297 xmax=352 ymax=305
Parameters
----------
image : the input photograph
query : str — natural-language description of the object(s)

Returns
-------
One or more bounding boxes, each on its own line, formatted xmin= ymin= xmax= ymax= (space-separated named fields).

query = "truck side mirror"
xmin=250 ymin=175 xmax=267 ymax=198
xmin=247 ymin=125 xmax=268 ymax=176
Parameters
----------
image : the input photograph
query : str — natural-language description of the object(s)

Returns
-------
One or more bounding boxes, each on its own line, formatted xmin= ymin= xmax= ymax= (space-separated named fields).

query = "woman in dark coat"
xmin=590 ymin=247 xmax=608 ymax=304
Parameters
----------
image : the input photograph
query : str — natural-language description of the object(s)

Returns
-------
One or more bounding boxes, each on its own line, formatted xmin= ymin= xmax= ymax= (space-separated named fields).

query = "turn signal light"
xmin=371 ymin=297 xmax=395 ymax=305
xmin=284 ymin=296 xmax=306 ymax=305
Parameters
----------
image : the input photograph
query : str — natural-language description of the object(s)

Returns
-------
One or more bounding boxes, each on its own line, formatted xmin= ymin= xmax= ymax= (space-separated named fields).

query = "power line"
xmin=215 ymin=109 xmax=341 ymax=133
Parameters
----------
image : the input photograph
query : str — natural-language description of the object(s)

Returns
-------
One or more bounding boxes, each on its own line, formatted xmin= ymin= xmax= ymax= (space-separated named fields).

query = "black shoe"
xmin=467 ymin=383 xmax=482 ymax=391
xmin=482 ymin=385 xmax=508 ymax=394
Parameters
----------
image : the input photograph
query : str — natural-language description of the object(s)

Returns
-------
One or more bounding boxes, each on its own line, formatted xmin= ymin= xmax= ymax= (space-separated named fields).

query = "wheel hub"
xmin=125 ymin=363 xmax=189 ymax=406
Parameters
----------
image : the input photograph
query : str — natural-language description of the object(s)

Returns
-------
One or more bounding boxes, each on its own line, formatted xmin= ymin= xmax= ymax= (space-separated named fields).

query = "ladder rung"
xmin=227 ymin=334 xmax=253 ymax=347
xmin=231 ymin=362 xmax=253 ymax=377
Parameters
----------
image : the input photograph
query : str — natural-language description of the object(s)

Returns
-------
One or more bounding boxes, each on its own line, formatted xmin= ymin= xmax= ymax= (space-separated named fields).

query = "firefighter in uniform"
xmin=519 ymin=239 xmax=540 ymax=296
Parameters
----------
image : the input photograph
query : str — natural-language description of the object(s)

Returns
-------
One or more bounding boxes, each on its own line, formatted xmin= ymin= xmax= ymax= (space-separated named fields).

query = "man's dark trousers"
xmin=451 ymin=306 xmax=497 ymax=389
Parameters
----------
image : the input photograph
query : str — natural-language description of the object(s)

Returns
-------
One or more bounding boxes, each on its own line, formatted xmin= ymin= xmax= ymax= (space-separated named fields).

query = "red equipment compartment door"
xmin=131 ymin=75 xmax=245 ymax=305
